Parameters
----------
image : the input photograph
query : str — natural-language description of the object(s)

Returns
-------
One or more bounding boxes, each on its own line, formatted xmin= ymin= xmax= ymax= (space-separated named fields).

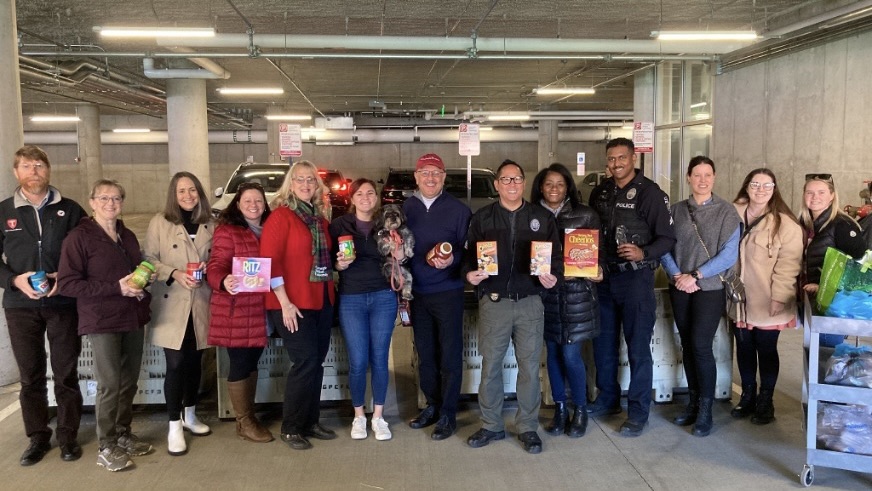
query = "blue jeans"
xmin=545 ymin=340 xmax=587 ymax=407
xmin=339 ymin=289 xmax=398 ymax=407
xmin=593 ymin=268 xmax=656 ymax=423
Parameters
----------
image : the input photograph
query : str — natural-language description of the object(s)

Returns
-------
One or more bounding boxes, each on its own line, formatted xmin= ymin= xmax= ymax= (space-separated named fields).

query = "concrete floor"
xmin=0 ymin=214 xmax=869 ymax=489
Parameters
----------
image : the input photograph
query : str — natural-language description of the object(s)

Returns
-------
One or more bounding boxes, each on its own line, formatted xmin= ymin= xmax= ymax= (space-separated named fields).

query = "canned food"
xmin=186 ymin=262 xmax=203 ymax=284
xmin=338 ymin=235 xmax=356 ymax=260
xmin=30 ymin=271 xmax=50 ymax=295
xmin=128 ymin=261 xmax=155 ymax=289
xmin=426 ymin=242 xmax=453 ymax=267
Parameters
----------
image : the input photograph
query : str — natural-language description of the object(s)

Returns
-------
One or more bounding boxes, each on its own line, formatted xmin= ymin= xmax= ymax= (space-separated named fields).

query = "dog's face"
xmin=380 ymin=204 xmax=405 ymax=231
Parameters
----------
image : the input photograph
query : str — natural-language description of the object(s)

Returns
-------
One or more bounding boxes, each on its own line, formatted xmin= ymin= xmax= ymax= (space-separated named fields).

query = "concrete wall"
xmin=44 ymin=140 xmax=609 ymax=214
xmin=711 ymin=30 xmax=872 ymax=211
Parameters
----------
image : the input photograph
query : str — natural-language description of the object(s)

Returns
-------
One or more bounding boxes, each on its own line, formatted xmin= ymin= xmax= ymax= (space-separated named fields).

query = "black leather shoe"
xmin=518 ymin=431 xmax=543 ymax=454
xmin=619 ymin=420 xmax=648 ymax=437
xmin=280 ymin=433 xmax=313 ymax=450
xmin=587 ymin=399 xmax=622 ymax=417
xmin=409 ymin=406 xmax=439 ymax=429
xmin=20 ymin=440 xmax=51 ymax=466
xmin=467 ymin=428 xmax=505 ymax=448
xmin=303 ymin=423 xmax=337 ymax=440
xmin=430 ymin=415 xmax=456 ymax=441
xmin=59 ymin=441 xmax=83 ymax=462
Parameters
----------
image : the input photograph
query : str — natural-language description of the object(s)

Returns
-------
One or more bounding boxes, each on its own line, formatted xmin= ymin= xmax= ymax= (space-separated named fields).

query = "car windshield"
xmin=227 ymin=169 xmax=288 ymax=193
xmin=444 ymin=173 xmax=498 ymax=199
xmin=384 ymin=171 xmax=416 ymax=189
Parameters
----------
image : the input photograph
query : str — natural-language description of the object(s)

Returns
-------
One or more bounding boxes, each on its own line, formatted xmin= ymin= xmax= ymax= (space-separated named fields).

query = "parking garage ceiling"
xmin=14 ymin=0 xmax=872 ymax=129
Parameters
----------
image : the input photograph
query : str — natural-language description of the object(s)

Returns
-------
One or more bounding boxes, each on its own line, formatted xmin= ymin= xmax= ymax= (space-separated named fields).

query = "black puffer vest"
xmin=543 ymin=202 xmax=601 ymax=345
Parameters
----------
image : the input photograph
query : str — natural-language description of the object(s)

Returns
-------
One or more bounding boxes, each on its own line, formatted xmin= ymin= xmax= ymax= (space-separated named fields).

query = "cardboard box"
xmin=530 ymin=241 xmax=552 ymax=275
xmin=476 ymin=241 xmax=498 ymax=275
xmin=564 ymin=229 xmax=599 ymax=278
xmin=232 ymin=257 xmax=272 ymax=292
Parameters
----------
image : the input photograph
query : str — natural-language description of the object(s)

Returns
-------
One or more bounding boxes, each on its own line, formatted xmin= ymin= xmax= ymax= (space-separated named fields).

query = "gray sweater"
xmin=669 ymin=194 xmax=741 ymax=291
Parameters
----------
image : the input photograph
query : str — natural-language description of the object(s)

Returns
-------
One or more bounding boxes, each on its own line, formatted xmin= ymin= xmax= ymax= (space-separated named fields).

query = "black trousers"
xmin=669 ymin=286 xmax=725 ymax=398
xmin=5 ymin=307 xmax=82 ymax=445
xmin=271 ymin=293 xmax=333 ymax=434
xmin=163 ymin=315 xmax=202 ymax=421
xmin=226 ymin=347 xmax=265 ymax=382
xmin=734 ymin=327 xmax=781 ymax=390
xmin=409 ymin=288 xmax=464 ymax=418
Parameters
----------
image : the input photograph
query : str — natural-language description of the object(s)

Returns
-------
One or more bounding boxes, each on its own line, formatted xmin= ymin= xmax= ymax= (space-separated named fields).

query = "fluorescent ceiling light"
xmin=30 ymin=115 xmax=80 ymax=122
xmin=534 ymin=87 xmax=596 ymax=95
xmin=218 ymin=88 xmax=284 ymax=95
xmin=693 ymin=112 xmax=711 ymax=120
xmin=265 ymin=114 xmax=311 ymax=121
xmin=479 ymin=126 xmax=493 ymax=131
xmin=654 ymin=30 xmax=758 ymax=41
xmin=112 ymin=128 xmax=151 ymax=133
xmin=621 ymin=122 xmax=634 ymax=130
xmin=487 ymin=113 xmax=531 ymax=121
xmin=690 ymin=102 xmax=708 ymax=109
xmin=95 ymin=26 xmax=215 ymax=38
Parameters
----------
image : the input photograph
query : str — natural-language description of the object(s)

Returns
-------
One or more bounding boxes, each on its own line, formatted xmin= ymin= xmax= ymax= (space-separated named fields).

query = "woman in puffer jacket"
xmin=531 ymin=163 xmax=601 ymax=438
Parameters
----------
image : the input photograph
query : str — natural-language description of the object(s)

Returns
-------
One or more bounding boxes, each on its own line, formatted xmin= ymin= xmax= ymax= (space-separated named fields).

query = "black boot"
xmin=731 ymin=383 xmax=757 ymax=419
xmin=692 ymin=397 xmax=714 ymax=436
xmin=544 ymin=402 xmax=568 ymax=436
xmin=566 ymin=405 xmax=588 ymax=438
xmin=751 ymin=389 xmax=775 ymax=425
xmin=672 ymin=390 xmax=699 ymax=426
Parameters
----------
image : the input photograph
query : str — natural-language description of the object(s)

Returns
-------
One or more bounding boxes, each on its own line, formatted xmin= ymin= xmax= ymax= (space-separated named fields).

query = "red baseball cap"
xmin=416 ymin=153 xmax=445 ymax=171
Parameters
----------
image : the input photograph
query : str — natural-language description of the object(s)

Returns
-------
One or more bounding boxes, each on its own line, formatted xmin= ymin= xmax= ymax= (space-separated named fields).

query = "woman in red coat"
xmin=261 ymin=160 xmax=336 ymax=450
xmin=207 ymin=182 xmax=273 ymax=443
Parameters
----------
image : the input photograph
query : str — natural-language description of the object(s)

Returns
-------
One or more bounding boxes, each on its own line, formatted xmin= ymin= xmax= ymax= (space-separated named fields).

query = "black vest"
xmin=592 ymin=178 xmax=653 ymax=263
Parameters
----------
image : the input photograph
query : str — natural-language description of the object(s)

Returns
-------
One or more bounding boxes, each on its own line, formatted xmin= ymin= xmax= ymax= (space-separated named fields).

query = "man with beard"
xmin=0 ymin=145 xmax=86 ymax=465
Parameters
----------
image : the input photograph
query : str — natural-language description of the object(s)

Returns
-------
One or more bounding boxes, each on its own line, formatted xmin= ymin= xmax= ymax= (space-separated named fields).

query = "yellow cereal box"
xmin=530 ymin=241 xmax=552 ymax=276
xmin=477 ymin=241 xmax=498 ymax=275
xmin=564 ymin=229 xmax=599 ymax=278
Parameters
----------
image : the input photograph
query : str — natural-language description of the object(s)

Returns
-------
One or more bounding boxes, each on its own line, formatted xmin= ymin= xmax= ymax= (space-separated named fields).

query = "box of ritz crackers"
xmin=563 ymin=229 xmax=599 ymax=278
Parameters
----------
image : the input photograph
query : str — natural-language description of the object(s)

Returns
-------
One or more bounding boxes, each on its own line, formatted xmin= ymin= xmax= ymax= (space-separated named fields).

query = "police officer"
xmin=587 ymin=138 xmax=675 ymax=437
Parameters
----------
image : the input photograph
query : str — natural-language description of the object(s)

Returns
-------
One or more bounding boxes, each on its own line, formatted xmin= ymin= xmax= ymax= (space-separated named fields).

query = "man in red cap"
xmin=403 ymin=153 xmax=471 ymax=441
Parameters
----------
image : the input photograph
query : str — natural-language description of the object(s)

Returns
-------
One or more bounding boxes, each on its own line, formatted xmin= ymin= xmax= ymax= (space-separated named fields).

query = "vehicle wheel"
xmin=801 ymin=465 xmax=814 ymax=487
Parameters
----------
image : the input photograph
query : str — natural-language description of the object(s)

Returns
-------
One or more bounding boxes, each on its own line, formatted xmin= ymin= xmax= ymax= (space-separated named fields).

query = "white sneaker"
xmin=351 ymin=416 xmax=367 ymax=440
xmin=371 ymin=417 xmax=392 ymax=441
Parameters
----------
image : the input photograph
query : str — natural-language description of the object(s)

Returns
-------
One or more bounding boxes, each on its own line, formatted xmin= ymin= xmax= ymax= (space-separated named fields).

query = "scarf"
xmin=294 ymin=201 xmax=331 ymax=282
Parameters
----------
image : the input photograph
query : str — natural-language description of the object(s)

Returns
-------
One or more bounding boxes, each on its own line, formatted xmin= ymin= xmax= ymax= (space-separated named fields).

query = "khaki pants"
xmin=90 ymin=330 xmax=144 ymax=447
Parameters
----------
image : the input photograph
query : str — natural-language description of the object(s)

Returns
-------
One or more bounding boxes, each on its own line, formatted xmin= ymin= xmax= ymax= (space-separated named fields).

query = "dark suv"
xmin=380 ymin=168 xmax=498 ymax=211
xmin=212 ymin=162 xmax=350 ymax=218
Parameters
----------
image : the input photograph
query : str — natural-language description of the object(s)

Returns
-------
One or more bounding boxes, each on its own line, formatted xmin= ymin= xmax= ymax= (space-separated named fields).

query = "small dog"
xmin=375 ymin=204 xmax=415 ymax=301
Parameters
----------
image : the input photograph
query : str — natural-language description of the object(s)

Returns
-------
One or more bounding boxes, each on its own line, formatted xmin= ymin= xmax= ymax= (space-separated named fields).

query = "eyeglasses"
xmin=805 ymin=173 xmax=833 ymax=183
xmin=498 ymin=176 xmax=525 ymax=185
xmin=93 ymin=195 xmax=123 ymax=204
xmin=292 ymin=177 xmax=317 ymax=185
xmin=17 ymin=162 xmax=47 ymax=172
xmin=237 ymin=182 xmax=264 ymax=191
xmin=415 ymin=170 xmax=444 ymax=178
xmin=748 ymin=182 xmax=776 ymax=190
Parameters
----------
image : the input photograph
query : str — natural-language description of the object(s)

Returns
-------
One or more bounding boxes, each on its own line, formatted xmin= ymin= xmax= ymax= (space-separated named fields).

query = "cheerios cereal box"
xmin=564 ymin=229 xmax=598 ymax=278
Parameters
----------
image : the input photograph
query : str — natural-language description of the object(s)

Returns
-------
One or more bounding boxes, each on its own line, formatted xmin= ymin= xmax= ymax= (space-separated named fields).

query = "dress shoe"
xmin=409 ymin=406 xmax=439 ymax=429
xmin=518 ymin=431 xmax=543 ymax=454
xmin=303 ymin=423 xmax=337 ymax=440
xmin=467 ymin=428 xmax=505 ymax=448
xmin=20 ymin=440 xmax=51 ymax=466
xmin=59 ymin=441 xmax=83 ymax=461
xmin=280 ymin=433 xmax=313 ymax=450
xmin=619 ymin=419 xmax=648 ymax=437
xmin=586 ymin=399 xmax=622 ymax=417
xmin=430 ymin=415 xmax=456 ymax=441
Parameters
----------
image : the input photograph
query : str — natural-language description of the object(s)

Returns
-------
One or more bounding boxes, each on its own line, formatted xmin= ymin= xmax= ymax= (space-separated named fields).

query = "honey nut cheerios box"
xmin=564 ymin=229 xmax=599 ymax=278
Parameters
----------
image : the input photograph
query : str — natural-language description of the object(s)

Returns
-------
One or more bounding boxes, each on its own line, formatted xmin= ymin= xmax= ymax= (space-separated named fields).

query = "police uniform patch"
xmin=626 ymin=188 xmax=637 ymax=200
xmin=530 ymin=218 xmax=540 ymax=231
xmin=57 ymin=210 xmax=65 ymax=217
xmin=850 ymin=230 xmax=857 ymax=237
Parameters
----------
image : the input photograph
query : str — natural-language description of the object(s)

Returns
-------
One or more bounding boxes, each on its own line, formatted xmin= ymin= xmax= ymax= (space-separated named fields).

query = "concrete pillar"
xmin=166 ymin=79 xmax=211 ymax=190
xmin=537 ymin=119 xmax=559 ymax=170
xmin=76 ymin=104 xmax=102 ymax=195
xmin=0 ymin=0 xmax=23 ymax=385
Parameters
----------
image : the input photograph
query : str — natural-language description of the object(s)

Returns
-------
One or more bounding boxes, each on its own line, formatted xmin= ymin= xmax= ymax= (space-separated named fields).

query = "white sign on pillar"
xmin=279 ymin=124 xmax=302 ymax=158
xmin=577 ymin=152 xmax=586 ymax=176
xmin=633 ymin=122 xmax=654 ymax=153
xmin=458 ymin=123 xmax=480 ymax=156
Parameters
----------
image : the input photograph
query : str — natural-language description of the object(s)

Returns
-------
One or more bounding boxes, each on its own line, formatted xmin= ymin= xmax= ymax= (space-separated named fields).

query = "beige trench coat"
xmin=144 ymin=213 xmax=213 ymax=350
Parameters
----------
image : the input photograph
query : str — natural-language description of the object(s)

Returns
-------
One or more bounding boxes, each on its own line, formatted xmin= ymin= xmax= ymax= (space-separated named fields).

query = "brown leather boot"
xmin=227 ymin=378 xmax=273 ymax=443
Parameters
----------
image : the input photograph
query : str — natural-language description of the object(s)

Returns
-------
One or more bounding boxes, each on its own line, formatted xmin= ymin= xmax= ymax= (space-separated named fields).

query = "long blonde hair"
xmin=798 ymin=177 xmax=857 ymax=232
xmin=271 ymin=160 xmax=328 ymax=218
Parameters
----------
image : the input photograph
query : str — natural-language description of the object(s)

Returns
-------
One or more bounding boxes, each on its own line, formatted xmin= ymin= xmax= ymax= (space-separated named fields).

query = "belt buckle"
xmin=489 ymin=293 xmax=501 ymax=302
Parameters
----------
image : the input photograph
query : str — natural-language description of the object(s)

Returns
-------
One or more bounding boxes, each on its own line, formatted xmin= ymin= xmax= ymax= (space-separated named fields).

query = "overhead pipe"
xmin=24 ymin=127 xmax=624 ymax=145
xmin=142 ymin=58 xmax=231 ymax=79
xmin=166 ymin=46 xmax=232 ymax=78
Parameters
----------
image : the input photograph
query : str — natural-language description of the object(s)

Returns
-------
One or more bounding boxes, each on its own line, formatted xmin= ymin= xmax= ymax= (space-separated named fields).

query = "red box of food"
xmin=232 ymin=257 xmax=272 ymax=293
xmin=564 ymin=229 xmax=599 ymax=278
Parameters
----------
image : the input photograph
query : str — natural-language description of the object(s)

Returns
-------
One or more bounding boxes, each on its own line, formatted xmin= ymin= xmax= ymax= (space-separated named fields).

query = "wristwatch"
xmin=690 ymin=270 xmax=701 ymax=280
